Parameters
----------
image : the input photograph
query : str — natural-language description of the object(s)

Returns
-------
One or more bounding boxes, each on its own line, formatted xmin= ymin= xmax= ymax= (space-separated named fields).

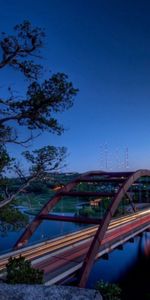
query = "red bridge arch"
xmin=14 ymin=169 xmax=150 ymax=287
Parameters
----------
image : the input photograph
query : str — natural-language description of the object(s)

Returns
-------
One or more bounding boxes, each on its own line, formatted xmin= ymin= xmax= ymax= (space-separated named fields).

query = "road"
xmin=0 ymin=208 xmax=150 ymax=284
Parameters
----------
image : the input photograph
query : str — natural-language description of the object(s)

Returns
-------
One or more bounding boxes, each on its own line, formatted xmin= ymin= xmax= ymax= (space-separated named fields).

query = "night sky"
xmin=1 ymin=0 xmax=150 ymax=172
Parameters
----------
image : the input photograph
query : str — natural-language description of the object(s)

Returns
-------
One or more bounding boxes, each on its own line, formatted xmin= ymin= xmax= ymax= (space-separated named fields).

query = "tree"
xmin=0 ymin=204 xmax=28 ymax=236
xmin=95 ymin=280 xmax=122 ymax=300
xmin=0 ymin=21 xmax=78 ymax=209
xmin=6 ymin=256 xmax=43 ymax=284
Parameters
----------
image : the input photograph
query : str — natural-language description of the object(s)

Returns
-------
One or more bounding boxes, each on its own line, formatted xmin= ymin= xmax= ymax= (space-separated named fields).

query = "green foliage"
xmin=95 ymin=280 xmax=122 ymax=300
xmin=54 ymin=197 xmax=77 ymax=213
xmin=0 ymin=20 xmax=78 ymax=141
xmin=77 ymin=182 xmax=92 ymax=192
xmin=6 ymin=256 xmax=44 ymax=284
xmin=78 ymin=206 xmax=95 ymax=217
xmin=0 ymin=20 xmax=44 ymax=79
xmin=145 ymin=293 xmax=150 ymax=299
xmin=26 ymin=181 xmax=49 ymax=194
xmin=23 ymin=145 xmax=67 ymax=177
xmin=0 ymin=205 xmax=27 ymax=224
xmin=0 ymin=20 xmax=78 ymax=208
xmin=0 ymin=145 xmax=11 ymax=173
xmin=0 ymin=205 xmax=28 ymax=235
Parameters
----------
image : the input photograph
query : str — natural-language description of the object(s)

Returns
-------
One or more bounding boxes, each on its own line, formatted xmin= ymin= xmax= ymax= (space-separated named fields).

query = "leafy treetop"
xmin=0 ymin=20 xmax=78 ymax=209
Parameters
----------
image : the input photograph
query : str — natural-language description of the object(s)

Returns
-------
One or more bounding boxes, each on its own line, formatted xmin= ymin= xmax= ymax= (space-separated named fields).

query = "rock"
xmin=0 ymin=284 xmax=102 ymax=300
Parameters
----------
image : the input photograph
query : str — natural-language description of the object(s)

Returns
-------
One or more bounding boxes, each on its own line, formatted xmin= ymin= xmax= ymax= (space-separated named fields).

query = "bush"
xmin=95 ymin=280 xmax=122 ymax=300
xmin=145 ymin=293 xmax=150 ymax=299
xmin=6 ymin=256 xmax=44 ymax=284
xmin=78 ymin=206 xmax=95 ymax=217
xmin=26 ymin=181 xmax=49 ymax=194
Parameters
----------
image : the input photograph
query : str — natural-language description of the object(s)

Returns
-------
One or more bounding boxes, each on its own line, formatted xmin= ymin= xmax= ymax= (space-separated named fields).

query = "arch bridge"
xmin=14 ymin=169 xmax=150 ymax=287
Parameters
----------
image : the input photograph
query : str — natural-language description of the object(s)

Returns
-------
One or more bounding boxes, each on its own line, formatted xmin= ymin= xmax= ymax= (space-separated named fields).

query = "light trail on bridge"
xmin=35 ymin=208 xmax=150 ymax=284
xmin=0 ymin=208 xmax=150 ymax=274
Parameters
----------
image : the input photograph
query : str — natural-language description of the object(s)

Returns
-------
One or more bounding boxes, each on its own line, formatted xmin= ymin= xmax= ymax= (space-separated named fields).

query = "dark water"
xmin=0 ymin=214 xmax=150 ymax=299
xmin=86 ymin=232 xmax=150 ymax=299
xmin=120 ymin=253 xmax=150 ymax=299
xmin=0 ymin=212 xmax=89 ymax=253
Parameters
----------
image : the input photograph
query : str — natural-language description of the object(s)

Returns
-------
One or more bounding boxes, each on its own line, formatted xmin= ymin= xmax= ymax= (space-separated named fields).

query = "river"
xmin=0 ymin=209 xmax=150 ymax=299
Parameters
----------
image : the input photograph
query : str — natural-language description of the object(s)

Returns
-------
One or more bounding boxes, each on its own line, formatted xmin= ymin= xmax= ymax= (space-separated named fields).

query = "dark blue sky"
xmin=1 ymin=0 xmax=150 ymax=172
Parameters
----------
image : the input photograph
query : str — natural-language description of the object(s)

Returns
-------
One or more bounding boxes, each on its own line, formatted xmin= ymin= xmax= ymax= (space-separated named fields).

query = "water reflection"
xmin=86 ymin=232 xmax=150 ymax=299
xmin=119 ymin=233 xmax=150 ymax=299
xmin=143 ymin=231 xmax=150 ymax=257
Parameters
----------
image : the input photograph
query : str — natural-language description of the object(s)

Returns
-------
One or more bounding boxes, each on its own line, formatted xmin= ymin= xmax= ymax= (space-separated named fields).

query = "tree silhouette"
xmin=0 ymin=20 xmax=78 ymax=208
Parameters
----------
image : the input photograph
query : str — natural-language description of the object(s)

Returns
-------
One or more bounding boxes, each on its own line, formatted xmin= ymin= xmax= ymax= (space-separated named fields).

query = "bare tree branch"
xmin=3 ymin=132 xmax=41 ymax=147
xmin=0 ymin=175 xmax=37 ymax=208
xmin=0 ymin=21 xmax=78 ymax=211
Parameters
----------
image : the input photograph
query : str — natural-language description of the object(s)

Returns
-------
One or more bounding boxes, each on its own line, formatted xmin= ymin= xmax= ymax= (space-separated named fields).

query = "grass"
xmin=14 ymin=192 xmax=80 ymax=215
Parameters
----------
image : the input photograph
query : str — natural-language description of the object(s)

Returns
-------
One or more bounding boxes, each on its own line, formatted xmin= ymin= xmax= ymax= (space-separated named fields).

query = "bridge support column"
xmin=101 ymin=253 xmax=109 ymax=260
xmin=117 ymin=244 xmax=123 ymax=250
xmin=129 ymin=237 xmax=134 ymax=243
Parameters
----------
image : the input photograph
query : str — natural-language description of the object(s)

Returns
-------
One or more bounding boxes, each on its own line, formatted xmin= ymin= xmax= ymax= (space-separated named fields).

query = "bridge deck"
xmin=0 ymin=208 xmax=150 ymax=285
xmin=37 ymin=211 xmax=150 ymax=285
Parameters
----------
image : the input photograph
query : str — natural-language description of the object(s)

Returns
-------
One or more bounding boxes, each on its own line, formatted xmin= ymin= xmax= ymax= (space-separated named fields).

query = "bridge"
xmin=0 ymin=169 xmax=150 ymax=287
